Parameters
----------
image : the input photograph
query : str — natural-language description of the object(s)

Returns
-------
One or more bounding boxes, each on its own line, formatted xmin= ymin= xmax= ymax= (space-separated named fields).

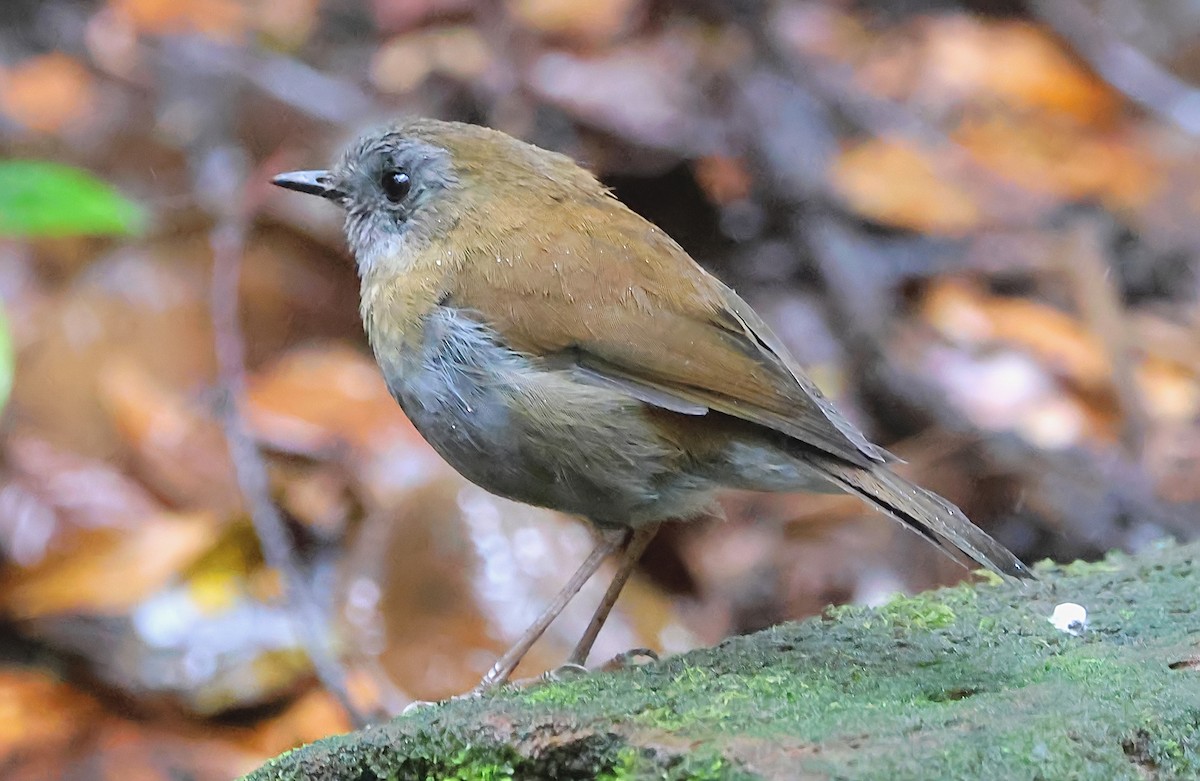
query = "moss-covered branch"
xmin=246 ymin=542 xmax=1200 ymax=780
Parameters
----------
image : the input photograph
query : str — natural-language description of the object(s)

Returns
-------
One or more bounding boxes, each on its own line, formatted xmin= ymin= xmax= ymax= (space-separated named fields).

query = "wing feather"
xmin=447 ymin=193 xmax=887 ymax=467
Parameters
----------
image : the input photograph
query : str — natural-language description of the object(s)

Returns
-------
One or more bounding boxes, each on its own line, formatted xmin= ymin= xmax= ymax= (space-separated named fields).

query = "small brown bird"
xmin=273 ymin=118 xmax=1030 ymax=693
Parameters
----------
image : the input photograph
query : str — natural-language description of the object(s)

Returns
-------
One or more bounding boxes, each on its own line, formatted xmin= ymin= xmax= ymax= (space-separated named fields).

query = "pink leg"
xmin=566 ymin=522 xmax=661 ymax=667
xmin=474 ymin=530 xmax=624 ymax=693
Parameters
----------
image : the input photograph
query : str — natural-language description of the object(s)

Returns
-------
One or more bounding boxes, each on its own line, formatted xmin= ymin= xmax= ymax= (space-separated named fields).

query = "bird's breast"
xmin=368 ymin=305 xmax=711 ymax=525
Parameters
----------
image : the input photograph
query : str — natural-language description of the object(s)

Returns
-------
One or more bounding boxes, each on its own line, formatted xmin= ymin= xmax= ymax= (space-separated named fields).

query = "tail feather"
xmin=816 ymin=460 xmax=1033 ymax=581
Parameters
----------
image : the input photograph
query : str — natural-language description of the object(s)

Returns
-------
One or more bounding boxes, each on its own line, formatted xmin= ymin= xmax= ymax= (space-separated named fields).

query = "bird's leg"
xmin=566 ymin=522 xmax=662 ymax=668
xmin=473 ymin=529 xmax=626 ymax=694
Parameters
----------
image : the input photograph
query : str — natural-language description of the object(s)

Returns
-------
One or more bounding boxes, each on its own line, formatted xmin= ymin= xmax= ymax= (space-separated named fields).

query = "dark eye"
xmin=381 ymin=170 xmax=411 ymax=202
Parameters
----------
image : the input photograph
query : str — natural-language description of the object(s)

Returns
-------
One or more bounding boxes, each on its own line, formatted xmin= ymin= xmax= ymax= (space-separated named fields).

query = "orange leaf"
xmin=371 ymin=27 xmax=492 ymax=94
xmin=921 ymin=18 xmax=1119 ymax=125
xmin=831 ymin=139 xmax=981 ymax=234
xmin=98 ymin=359 xmax=242 ymax=513
xmin=0 ymin=511 xmax=217 ymax=618
xmin=920 ymin=280 xmax=1111 ymax=391
xmin=954 ymin=112 xmax=1161 ymax=210
xmin=244 ymin=345 xmax=428 ymax=458
xmin=507 ymin=0 xmax=640 ymax=45
xmin=0 ymin=670 xmax=101 ymax=763
xmin=110 ymin=0 xmax=247 ymax=40
xmin=694 ymin=155 xmax=753 ymax=204
xmin=0 ymin=53 xmax=95 ymax=134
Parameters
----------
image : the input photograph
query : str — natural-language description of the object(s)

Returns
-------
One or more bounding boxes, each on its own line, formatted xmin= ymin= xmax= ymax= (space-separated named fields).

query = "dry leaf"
xmin=0 ymin=53 xmax=95 ymax=134
xmin=342 ymin=478 xmax=693 ymax=700
xmin=371 ymin=27 xmax=492 ymax=94
xmin=97 ymin=359 xmax=241 ymax=514
xmin=12 ymin=250 xmax=216 ymax=461
xmin=918 ymin=18 xmax=1119 ymax=124
xmin=0 ymin=669 xmax=101 ymax=763
xmin=244 ymin=345 xmax=428 ymax=458
xmin=694 ymin=155 xmax=753 ymax=204
xmin=0 ymin=511 xmax=217 ymax=618
xmin=954 ymin=112 xmax=1161 ymax=210
xmin=922 ymin=280 xmax=1112 ymax=391
xmin=831 ymin=139 xmax=982 ymax=234
xmin=1137 ymin=356 xmax=1200 ymax=422
xmin=0 ymin=435 xmax=163 ymax=568
xmin=109 ymin=0 xmax=248 ymax=40
xmin=507 ymin=0 xmax=640 ymax=46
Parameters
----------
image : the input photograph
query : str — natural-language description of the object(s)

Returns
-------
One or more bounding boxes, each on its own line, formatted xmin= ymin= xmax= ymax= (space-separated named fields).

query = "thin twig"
xmin=209 ymin=160 xmax=367 ymax=727
xmin=1031 ymin=0 xmax=1200 ymax=137
xmin=1057 ymin=217 xmax=1149 ymax=460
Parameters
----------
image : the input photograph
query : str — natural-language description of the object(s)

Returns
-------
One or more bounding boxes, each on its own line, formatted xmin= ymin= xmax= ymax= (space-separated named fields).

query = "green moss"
xmin=438 ymin=747 xmax=515 ymax=781
xmin=878 ymin=593 xmax=958 ymax=630
xmin=245 ymin=541 xmax=1200 ymax=781
xmin=595 ymin=747 xmax=640 ymax=781
xmin=520 ymin=678 xmax=588 ymax=707
xmin=1126 ymin=711 xmax=1200 ymax=777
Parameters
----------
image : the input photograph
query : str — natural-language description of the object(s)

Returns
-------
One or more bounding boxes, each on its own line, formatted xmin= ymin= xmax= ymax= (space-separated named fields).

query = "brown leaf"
xmin=0 ymin=511 xmax=217 ymax=618
xmin=243 ymin=344 xmax=424 ymax=454
xmin=342 ymin=478 xmax=693 ymax=701
xmin=0 ymin=435 xmax=163 ymax=567
xmin=371 ymin=27 xmax=492 ymax=95
xmin=920 ymin=18 xmax=1119 ymax=125
xmin=831 ymin=140 xmax=982 ymax=234
xmin=954 ymin=112 xmax=1161 ymax=210
xmin=1137 ymin=356 xmax=1200 ymax=423
xmin=12 ymin=250 xmax=216 ymax=461
xmin=0 ymin=53 xmax=95 ymax=134
xmin=54 ymin=719 xmax=260 ymax=781
xmin=507 ymin=0 xmax=641 ymax=46
xmin=97 ymin=359 xmax=241 ymax=513
xmin=527 ymin=30 xmax=701 ymax=150
xmin=109 ymin=0 xmax=248 ymax=40
xmin=244 ymin=345 xmax=444 ymax=509
xmin=0 ymin=669 xmax=102 ymax=764
xmin=0 ymin=674 xmax=261 ymax=781
xmin=693 ymin=155 xmax=753 ymax=205
xmin=921 ymin=280 xmax=1112 ymax=391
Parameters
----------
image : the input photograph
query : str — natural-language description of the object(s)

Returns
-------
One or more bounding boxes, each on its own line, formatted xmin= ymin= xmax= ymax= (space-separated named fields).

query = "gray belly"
xmin=372 ymin=306 xmax=714 ymax=527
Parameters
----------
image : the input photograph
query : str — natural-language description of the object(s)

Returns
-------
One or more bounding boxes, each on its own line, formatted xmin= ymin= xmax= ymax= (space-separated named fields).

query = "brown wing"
xmin=446 ymin=194 xmax=887 ymax=468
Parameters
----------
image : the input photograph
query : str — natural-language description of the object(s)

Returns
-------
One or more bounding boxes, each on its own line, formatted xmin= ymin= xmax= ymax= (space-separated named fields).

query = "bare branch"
xmin=1032 ymin=0 xmax=1200 ymax=137
xmin=208 ymin=157 xmax=368 ymax=727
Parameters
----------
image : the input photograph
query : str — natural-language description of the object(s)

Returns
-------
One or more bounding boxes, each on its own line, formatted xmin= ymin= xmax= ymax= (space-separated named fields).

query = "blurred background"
xmin=3 ymin=0 xmax=1200 ymax=777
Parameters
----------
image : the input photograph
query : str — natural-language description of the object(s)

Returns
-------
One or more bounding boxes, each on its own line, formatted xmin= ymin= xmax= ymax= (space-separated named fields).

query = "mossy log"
xmin=246 ymin=542 xmax=1200 ymax=780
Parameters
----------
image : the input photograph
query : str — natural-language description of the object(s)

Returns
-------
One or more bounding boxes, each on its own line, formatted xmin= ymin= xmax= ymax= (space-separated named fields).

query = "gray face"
xmin=273 ymin=129 xmax=459 ymax=275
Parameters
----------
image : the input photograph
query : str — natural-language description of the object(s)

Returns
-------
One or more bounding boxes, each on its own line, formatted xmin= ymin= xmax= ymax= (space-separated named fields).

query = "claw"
xmin=600 ymin=647 xmax=659 ymax=671
xmin=401 ymin=699 xmax=438 ymax=714
xmin=543 ymin=662 xmax=589 ymax=682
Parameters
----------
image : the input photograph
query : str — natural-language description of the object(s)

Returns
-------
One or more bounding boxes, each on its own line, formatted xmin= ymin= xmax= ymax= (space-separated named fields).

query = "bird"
xmin=272 ymin=117 xmax=1032 ymax=693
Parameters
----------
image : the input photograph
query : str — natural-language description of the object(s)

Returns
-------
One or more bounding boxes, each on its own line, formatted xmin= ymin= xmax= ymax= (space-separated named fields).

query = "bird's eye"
xmin=381 ymin=170 xmax=411 ymax=202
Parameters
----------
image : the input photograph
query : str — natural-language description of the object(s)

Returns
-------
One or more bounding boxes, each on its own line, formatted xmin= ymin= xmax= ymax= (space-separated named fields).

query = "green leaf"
xmin=0 ymin=160 xmax=146 ymax=237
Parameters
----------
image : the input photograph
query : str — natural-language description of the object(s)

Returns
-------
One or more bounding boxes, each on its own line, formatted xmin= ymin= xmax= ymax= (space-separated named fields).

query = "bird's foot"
xmin=401 ymin=699 xmax=438 ymax=714
xmin=597 ymin=647 xmax=659 ymax=672
xmin=540 ymin=662 xmax=589 ymax=683
xmin=481 ymin=649 xmax=663 ymax=698
xmin=529 ymin=649 xmax=661 ymax=689
xmin=401 ymin=687 xmax=487 ymax=714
